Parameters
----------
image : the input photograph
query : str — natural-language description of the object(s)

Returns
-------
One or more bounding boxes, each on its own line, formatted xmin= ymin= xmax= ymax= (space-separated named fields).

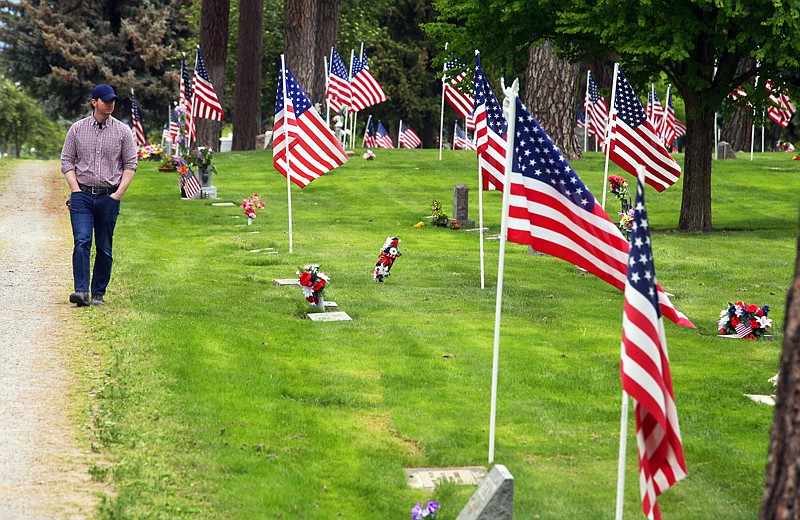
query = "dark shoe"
xmin=90 ymin=294 xmax=105 ymax=306
xmin=69 ymin=291 xmax=90 ymax=307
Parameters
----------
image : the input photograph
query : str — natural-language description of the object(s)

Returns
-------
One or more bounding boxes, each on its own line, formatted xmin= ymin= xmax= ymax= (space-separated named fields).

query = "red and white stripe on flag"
xmin=399 ymin=123 xmax=421 ymax=149
xmin=505 ymin=97 xmax=694 ymax=329
xmin=474 ymin=53 xmax=507 ymax=191
xmin=350 ymin=53 xmax=386 ymax=112
xmin=607 ymin=68 xmax=681 ymax=192
xmin=326 ymin=49 xmax=351 ymax=113
xmin=273 ymin=64 xmax=348 ymax=189
xmin=192 ymin=47 xmax=225 ymax=121
xmin=621 ymin=175 xmax=687 ymax=520
xmin=444 ymin=69 xmax=475 ymax=130
xmin=766 ymin=80 xmax=795 ymax=128
xmin=132 ymin=120 xmax=146 ymax=147
xmin=734 ymin=322 xmax=754 ymax=338
xmin=183 ymin=168 xmax=203 ymax=198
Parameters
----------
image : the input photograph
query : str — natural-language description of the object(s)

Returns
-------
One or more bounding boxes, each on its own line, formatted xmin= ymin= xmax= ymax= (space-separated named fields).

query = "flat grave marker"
xmin=211 ymin=202 xmax=236 ymax=207
xmin=404 ymin=467 xmax=487 ymax=492
xmin=273 ymin=278 xmax=300 ymax=286
xmin=307 ymin=311 xmax=351 ymax=322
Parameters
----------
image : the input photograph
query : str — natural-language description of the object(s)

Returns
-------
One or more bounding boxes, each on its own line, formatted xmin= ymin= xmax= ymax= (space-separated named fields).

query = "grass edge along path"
xmin=85 ymin=149 xmax=795 ymax=519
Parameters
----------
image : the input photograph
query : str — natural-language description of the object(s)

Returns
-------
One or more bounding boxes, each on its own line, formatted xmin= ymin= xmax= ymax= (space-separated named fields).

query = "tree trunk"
xmin=760 ymin=221 xmax=800 ymax=519
xmin=524 ymin=41 xmax=581 ymax=160
xmin=678 ymin=100 xmax=714 ymax=231
xmin=720 ymin=58 xmax=756 ymax=152
xmin=313 ymin=0 xmax=339 ymax=105
xmin=232 ymin=0 xmax=264 ymax=151
xmin=284 ymin=0 xmax=317 ymax=101
xmin=197 ymin=0 xmax=230 ymax=152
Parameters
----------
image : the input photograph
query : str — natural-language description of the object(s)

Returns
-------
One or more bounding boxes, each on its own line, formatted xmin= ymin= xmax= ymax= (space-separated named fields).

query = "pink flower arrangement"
xmin=241 ymin=193 xmax=265 ymax=220
xmin=608 ymin=174 xmax=629 ymax=199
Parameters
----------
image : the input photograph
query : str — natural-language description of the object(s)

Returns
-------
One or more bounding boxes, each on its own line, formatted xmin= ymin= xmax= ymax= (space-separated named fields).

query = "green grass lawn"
xmin=67 ymin=148 xmax=798 ymax=519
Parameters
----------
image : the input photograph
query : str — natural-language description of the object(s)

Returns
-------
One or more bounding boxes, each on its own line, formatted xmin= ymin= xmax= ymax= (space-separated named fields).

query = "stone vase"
xmin=200 ymin=166 xmax=212 ymax=187
xmin=247 ymin=217 xmax=253 ymax=226
xmin=315 ymin=293 xmax=325 ymax=310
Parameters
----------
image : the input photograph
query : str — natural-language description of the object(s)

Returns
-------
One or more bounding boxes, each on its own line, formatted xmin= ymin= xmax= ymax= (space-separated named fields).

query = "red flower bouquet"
xmin=718 ymin=301 xmax=772 ymax=339
xmin=297 ymin=264 xmax=329 ymax=305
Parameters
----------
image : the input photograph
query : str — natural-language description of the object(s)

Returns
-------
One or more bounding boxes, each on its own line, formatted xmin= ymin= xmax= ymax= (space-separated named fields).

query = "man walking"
xmin=60 ymin=84 xmax=138 ymax=306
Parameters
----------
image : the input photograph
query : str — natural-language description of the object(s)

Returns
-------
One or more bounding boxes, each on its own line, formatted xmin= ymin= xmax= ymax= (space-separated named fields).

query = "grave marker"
xmin=404 ymin=467 xmax=487 ymax=492
xmin=453 ymin=183 xmax=476 ymax=229
xmin=456 ymin=465 xmax=514 ymax=520
xmin=307 ymin=311 xmax=351 ymax=321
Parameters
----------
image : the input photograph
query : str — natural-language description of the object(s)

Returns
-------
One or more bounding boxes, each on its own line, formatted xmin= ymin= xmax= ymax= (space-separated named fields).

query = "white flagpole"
xmin=761 ymin=119 xmax=765 ymax=153
xmin=615 ymin=387 xmax=630 ymax=520
xmin=324 ymin=53 xmax=330 ymax=127
xmin=615 ymin=165 xmax=646 ymax=520
xmin=601 ymin=63 xmax=620 ymax=210
xmin=488 ymin=76 xmax=518 ymax=464
xmin=713 ymin=64 xmax=719 ymax=160
xmin=584 ymin=71 xmax=591 ymax=152
xmin=398 ymin=119 xmax=403 ymax=149
xmin=476 ymin=50 xmax=486 ymax=290
xmin=452 ymin=121 xmax=457 ymax=150
xmin=439 ymin=43 xmax=449 ymax=161
xmin=751 ymin=74 xmax=759 ymax=161
xmin=362 ymin=114 xmax=371 ymax=148
xmin=280 ymin=54 xmax=294 ymax=253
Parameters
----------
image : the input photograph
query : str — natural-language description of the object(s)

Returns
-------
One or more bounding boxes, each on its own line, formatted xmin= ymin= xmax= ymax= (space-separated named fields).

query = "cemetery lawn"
xmin=85 ymin=149 xmax=796 ymax=519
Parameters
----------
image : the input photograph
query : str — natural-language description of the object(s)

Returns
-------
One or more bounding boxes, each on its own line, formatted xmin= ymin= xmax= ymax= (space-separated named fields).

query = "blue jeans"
xmin=69 ymin=191 xmax=120 ymax=296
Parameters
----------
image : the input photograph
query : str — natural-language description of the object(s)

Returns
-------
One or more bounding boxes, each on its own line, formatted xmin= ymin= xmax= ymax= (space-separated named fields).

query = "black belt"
xmin=78 ymin=183 xmax=118 ymax=195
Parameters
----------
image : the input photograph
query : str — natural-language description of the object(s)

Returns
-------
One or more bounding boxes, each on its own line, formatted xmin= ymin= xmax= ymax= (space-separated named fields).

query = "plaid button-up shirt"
xmin=61 ymin=115 xmax=138 ymax=188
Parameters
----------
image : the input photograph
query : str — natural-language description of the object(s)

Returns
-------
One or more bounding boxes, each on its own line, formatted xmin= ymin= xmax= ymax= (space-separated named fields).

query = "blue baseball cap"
xmin=91 ymin=83 xmax=119 ymax=102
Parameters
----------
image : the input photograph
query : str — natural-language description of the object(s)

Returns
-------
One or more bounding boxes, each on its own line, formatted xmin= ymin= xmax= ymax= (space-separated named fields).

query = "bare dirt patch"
xmin=0 ymin=161 xmax=105 ymax=519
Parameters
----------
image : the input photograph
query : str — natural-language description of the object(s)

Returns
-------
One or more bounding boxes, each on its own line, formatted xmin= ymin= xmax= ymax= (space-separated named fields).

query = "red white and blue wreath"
xmin=374 ymin=237 xmax=401 ymax=282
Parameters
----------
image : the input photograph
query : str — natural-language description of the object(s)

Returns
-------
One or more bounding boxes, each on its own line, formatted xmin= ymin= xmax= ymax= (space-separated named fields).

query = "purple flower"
xmin=411 ymin=501 xmax=439 ymax=519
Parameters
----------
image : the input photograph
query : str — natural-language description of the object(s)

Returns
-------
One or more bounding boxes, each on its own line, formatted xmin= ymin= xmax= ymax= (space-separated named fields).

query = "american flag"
xmin=646 ymin=85 xmax=664 ymax=130
xmin=273 ymin=63 xmax=348 ymax=188
xmin=577 ymin=107 xmax=586 ymax=128
xmin=398 ymin=121 xmax=421 ymax=149
xmin=350 ymin=49 xmax=387 ymax=111
xmin=162 ymin=125 xmax=171 ymax=142
xmin=453 ymin=121 xmax=475 ymax=150
xmin=586 ymin=72 xmax=609 ymax=146
xmin=130 ymin=89 xmax=147 ymax=146
xmin=180 ymin=53 xmax=194 ymax=140
xmin=675 ymin=119 xmax=686 ymax=138
xmin=505 ymin=97 xmax=694 ymax=329
xmin=607 ymin=68 xmax=681 ymax=192
xmin=182 ymin=167 xmax=203 ymax=198
xmin=375 ymin=120 xmax=394 ymax=149
xmin=474 ymin=53 xmax=507 ymax=191
xmin=766 ymin=79 xmax=795 ymax=128
xmin=444 ymin=58 xmax=476 ymax=130
xmin=169 ymin=105 xmax=180 ymax=143
xmin=326 ymin=49 xmax=351 ymax=113
xmin=659 ymin=86 xmax=677 ymax=148
xmin=191 ymin=47 xmax=225 ymax=121
xmin=363 ymin=115 xmax=376 ymax=148
xmin=621 ymin=173 xmax=687 ymax=520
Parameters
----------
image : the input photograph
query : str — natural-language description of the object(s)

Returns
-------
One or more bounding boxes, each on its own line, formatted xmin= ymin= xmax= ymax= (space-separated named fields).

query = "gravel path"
xmin=0 ymin=161 xmax=102 ymax=518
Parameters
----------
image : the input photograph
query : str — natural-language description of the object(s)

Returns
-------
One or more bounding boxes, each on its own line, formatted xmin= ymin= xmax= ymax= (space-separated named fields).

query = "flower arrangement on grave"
xmin=297 ymin=264 xmax=329 ymax=306
xmin=159 ymin=154 xmax=186 ymax=171
xmin=187 ymin=146 xmax=217 ymax=174
xmin=793 ymin=154 xmax=800 ymax=161
xmin=363 ymin=149 xmax=376 ymax=160
xmin=241 ymin=193 xmax=265 ymax=223
xmin=718 ymin=301 xmax=772 ymax=339
xmin=137 ymin=144 xmax=163 ymax=161
xmin=618 ymin=207 xmax=634 ymax=235
xmin=374 ymin=237 xmax=401 ymax=282
xmin=411 ymin=501 xmax=439 ymax=520
xmin=608 ymin=174 xmax=630 ymax=200
xmin=429 ymin=199 xmax=451 ymax=227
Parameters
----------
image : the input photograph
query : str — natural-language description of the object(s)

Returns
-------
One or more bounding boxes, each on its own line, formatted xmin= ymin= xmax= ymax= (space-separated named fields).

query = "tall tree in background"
xmin=760 ymin=219 xmax=800 ymax=519
xmin=720 ymin=58 xmax=756 ymax=153
xmin=196 ymin=0 xmax=230 ymax=151
xmin=232 ymin=0 xmax=265 ymax=151
xmin=313 ymin=1 xmax=340 ymax=102
xmin=284 ymin=0 xmax=318 ymax=100
xmin=0 ymin=0 xmax=190 ymax=127
xmin=525 ymin=41 xmax=581 ymax=160
xmin=284 ymin=0 xmax=340 ymax=104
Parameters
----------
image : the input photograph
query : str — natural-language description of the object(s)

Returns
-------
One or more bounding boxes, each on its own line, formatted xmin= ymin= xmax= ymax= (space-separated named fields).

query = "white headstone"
xmin=404 ymin=467 xmax=488 ymax=492
xmin=273 ymin=278 xmax=300 ymax=286
xmin=307 ymin=311 xmax=351 ymax=321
